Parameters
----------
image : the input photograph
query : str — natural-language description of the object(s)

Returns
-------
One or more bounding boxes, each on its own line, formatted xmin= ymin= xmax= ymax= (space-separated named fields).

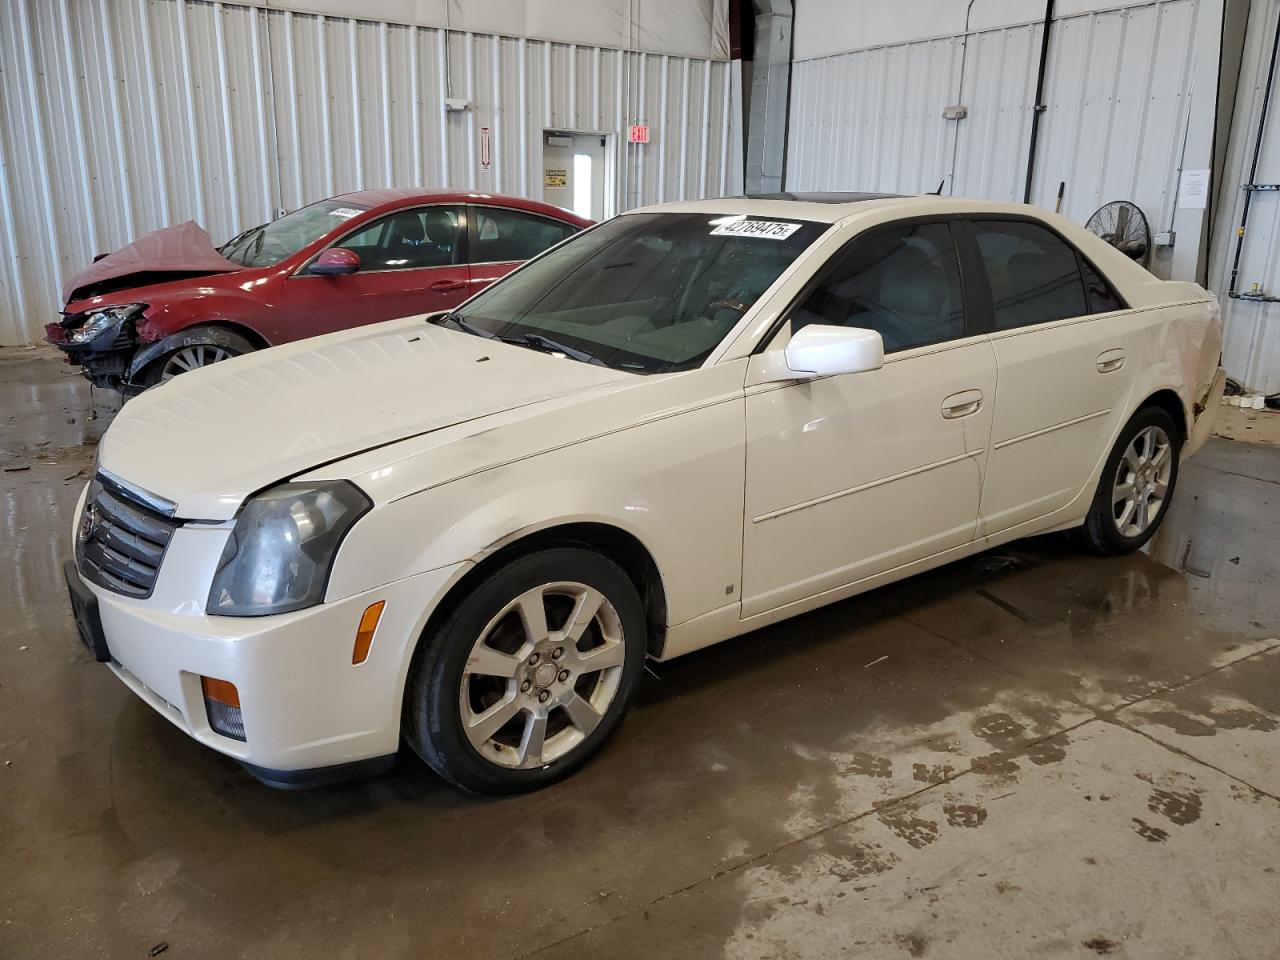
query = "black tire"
xmin=140 ymin=325 xmax=255 ymax=386
xmin=403 ymin=548 xmax=647 ymax=795
xmin=1080 ymin=405 xmax=1182 ymax=555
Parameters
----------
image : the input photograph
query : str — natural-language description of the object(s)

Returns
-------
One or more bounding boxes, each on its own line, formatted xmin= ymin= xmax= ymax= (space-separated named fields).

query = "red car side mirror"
xmin=310 ymin=248 xmax=361 ymax=276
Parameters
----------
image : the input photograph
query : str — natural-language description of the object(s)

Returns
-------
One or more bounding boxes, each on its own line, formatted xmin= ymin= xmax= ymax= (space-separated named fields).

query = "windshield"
xmin=221 ymin=199 xmax=369 ymax=267
xmin=447 ymin=212 xmax=827 ymax=373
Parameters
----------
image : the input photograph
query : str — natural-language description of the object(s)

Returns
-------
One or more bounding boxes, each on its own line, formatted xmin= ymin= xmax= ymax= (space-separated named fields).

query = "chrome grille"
xmin=76 ymin=473 xmax=179 ymax=598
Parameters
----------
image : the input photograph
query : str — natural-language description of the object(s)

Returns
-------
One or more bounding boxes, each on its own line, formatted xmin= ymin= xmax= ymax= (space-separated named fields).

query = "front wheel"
xmin=1080 ymin=406 xmax=1181 ymax=555
xmin=403 ymin=548 xmax=647 ymax=795
xmin=141 ymin=326 xmax=255 ymax=386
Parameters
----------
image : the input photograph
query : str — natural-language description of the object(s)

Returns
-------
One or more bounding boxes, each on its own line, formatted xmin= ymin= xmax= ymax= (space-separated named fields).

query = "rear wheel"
xmin=142 ymin=326 xmax=255 ymax=386
xmin=403 ymin=548 xmax=646 ymax=794
xmin=1080 ymin=406 xmax=1181 ymax=554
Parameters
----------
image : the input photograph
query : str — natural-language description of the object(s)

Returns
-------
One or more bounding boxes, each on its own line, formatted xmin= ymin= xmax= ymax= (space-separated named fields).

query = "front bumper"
xmin=66 ymin=508 xmax=465 ymax=778
xmin=45 ymin=319 xmax=139 ymax=391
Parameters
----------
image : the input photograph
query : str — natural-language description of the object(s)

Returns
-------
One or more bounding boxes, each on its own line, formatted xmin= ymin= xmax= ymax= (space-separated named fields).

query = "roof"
xmin=737 ymin=191 xmax=905 ymax=204
xmin=329 ymin=188 xmax=592 ymax=226
xmin=628 ymin=194 xmax=1079 ymax=225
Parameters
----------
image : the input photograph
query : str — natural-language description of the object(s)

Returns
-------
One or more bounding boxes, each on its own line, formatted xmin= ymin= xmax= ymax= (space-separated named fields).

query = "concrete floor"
xmin=3 ymin=346 xmax=1279 ymax=960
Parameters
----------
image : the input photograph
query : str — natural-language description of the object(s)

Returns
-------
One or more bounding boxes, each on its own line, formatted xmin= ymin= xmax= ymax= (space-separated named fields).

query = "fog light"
xmin=201 ymin=676 xmax=246 ymax=741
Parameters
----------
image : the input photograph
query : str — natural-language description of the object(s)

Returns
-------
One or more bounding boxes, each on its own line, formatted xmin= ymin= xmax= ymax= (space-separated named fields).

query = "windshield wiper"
xmin=436 ymin=312 xmax=495 ymax=340
xmin=221 ymin=224 xmax=265 ymax=264
xmin=504 ymin=333 xmax=605 ymax=366
xmin=436 ymin=315 xmax=603 ymax=366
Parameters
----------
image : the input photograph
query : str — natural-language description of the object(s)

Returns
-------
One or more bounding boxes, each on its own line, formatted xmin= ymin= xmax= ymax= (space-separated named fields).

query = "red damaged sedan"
xmin=47 ymin=190 xmax=590 ymax=394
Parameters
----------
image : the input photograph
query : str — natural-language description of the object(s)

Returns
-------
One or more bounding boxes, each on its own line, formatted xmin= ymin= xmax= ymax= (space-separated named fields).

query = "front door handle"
xmin=1097 ymin=348 xmax=1126 ymax=373
xmin=941 ymin=389 xmax=984 ymax=419
xmin=429 ymin=279 xmax=467 ymax=293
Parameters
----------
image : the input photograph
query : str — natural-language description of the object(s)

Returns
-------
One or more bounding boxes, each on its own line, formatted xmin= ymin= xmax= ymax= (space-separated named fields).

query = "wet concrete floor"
xmin=2 ymin=347 xmax=1279 ymax=959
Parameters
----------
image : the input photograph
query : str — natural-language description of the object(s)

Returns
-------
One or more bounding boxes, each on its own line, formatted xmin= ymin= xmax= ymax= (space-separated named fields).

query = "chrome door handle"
xmin=941 ymin=389 xmax=984 ymax=419
xmin=1097 ymin=348 xmax=1126 ymax=373
xmin=429 ymin=279 xmax=467 ymax=292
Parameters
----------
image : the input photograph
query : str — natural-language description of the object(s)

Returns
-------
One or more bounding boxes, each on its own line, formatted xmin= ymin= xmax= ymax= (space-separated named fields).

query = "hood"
xmin=63 ymin=221 xmax=241 ymax=305
xmin=97 ymin=318 xmax=633 ymax=519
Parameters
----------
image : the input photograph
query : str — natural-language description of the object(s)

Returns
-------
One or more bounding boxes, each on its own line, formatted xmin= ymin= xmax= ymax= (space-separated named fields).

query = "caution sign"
xmin=544 ymin=168 xmax=567 ymax=188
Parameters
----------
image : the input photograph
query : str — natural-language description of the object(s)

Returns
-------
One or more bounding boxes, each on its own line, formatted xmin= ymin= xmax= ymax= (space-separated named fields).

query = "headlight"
xmin=70 ymin=303 xmax=144 ymax=344
xmin=206 ymin=481 xmax=371 ymax=617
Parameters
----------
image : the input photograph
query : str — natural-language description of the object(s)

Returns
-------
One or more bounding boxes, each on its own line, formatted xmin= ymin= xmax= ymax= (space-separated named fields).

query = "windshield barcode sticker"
xmin=328 ymin=207 xmax=363 ymax=219
xmin=710 ymin=219 xmax=801 ymax=240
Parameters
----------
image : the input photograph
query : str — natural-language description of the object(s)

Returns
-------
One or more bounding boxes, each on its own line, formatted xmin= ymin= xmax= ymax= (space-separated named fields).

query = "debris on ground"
xmin=3 ymin=465 xmax=31 ymax=472
xmin=147 ymin=943 xmax=169 ymax=957
xmin=864 ymin=655 xmax=889 ymax=668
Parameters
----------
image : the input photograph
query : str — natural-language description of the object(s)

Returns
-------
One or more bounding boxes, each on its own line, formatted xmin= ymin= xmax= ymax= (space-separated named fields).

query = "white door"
xmin=964 ymin=218 xmax=1140 ymax=535
xmin=542 ymin=132 xmax=608 ymax=220
xmin=741 ymin=220 xmax=997 ymax=618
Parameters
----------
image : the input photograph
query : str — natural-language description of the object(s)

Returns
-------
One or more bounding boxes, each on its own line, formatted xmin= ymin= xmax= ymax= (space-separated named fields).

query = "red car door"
xmin=465 ymin=204 xmax=581 ymax=300
xmin=280 ymin=204 xmax=471 ymax=340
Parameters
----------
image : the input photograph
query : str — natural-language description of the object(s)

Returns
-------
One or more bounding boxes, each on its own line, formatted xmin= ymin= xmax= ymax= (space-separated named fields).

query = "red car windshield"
xmin=221 ymin=199 xmax=369 ymax=268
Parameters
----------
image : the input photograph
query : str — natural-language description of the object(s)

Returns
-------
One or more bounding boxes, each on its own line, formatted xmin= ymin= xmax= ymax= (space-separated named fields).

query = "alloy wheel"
xmin=1112 ymin=425 xmax=1172 ymax=538
xmin=161 ymin=344 xmax=235 ymax=381
xmin=459 ymin=581 xmax=627 ymax=769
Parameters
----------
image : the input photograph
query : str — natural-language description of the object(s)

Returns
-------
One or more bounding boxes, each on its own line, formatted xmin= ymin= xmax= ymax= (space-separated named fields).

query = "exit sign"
xmin=629 ymin=124 xmax=650 ymax=144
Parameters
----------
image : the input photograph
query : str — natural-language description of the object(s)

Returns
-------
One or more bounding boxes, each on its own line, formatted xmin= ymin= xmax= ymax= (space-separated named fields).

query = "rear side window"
xmin=791 ymin=221 xmax=966 ymax=353
xmin=1082 ymin=258 xmax=1124 ymax=313
xmin=971 ymin=220 xmax=1088 ymax=330
xmin=470 ymin=207 xmax=578 ymax=263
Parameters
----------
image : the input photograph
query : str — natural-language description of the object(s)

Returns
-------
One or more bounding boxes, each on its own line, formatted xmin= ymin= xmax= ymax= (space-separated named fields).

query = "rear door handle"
xmin=1097 ymin=348 xmax=1126 ymax=373
xmin=429 ymin=279 xmax=467 ymax=293
xmin=941 ymin=389 xmax=984 ymax=419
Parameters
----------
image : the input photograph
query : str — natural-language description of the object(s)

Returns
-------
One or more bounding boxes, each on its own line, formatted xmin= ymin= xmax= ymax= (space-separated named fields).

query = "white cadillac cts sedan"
xmin=64 ymin=194 xmax=1225 ymax=793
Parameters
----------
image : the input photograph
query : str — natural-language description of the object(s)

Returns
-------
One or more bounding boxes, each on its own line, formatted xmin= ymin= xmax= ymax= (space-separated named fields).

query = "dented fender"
xmin=126 ymin=325 xmax=251 ymax=381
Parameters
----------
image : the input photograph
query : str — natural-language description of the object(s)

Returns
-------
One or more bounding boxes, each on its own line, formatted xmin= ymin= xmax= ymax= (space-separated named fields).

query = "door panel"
xmin=281 ymin=206 xmax=470 ymax=340
xmin=742 ymin=340 xmax=997 ymax=617
xmin=964 ymin=218 xmax=1140 ymax=534
xmin=978 ymin=318 xmax=1141 ymax=532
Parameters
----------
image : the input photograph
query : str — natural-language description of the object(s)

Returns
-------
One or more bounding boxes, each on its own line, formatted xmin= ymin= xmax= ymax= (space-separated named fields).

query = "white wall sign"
xmin=1178 ymin=169 xmax=1210 ymax=209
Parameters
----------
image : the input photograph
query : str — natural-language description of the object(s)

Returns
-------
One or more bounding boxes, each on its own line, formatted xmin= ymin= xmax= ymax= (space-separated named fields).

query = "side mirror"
xmin=758 ymin=324 xmax=885 ymax=382
xmin=310 ymin=247 xmax=361 ymax=276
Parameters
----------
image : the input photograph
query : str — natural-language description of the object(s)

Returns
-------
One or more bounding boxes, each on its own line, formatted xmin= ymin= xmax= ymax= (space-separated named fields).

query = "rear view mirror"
xmin=310 ymin=247 xmax=361 ymax=276
xmin=758 ymin=325 xmax=885 ymax=382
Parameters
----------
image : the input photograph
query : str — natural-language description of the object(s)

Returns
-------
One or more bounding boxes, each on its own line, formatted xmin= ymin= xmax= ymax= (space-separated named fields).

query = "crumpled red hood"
xmin=62 ymin=221 xmax=241 ymax=304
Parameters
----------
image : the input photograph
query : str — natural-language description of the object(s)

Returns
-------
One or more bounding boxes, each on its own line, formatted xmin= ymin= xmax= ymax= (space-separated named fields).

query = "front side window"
xmin=471 ymin=207 xmax=578 ymax=263
xmin=971 ymin=220 xmax=1088 ymax=330
xmin=448 ymin=213 xmax=827 ymax=373
xmin=790 ymin=221 xmax=966 ymax=353
xmin=221 ymin=199 xmax=369 ymax=267
xmin=336 ymin=206 xmax=463 ymax=270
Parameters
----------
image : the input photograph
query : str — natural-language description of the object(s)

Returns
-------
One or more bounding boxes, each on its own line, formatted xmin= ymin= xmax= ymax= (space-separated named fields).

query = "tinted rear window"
xmin=971 ymin=220 xmax=1088 ymax=330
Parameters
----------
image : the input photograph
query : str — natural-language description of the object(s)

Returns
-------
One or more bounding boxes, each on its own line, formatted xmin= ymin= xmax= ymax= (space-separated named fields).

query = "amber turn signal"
xmin=200 ymin=675 xmax=240 ymax=707
xmin=200 ymin=676 xmax=245 ymax=741
xmin=353 ymin=600 xmax=385 ymax=665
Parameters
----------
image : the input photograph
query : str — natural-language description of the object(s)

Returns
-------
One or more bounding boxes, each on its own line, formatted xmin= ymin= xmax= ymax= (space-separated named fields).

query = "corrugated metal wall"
xmin=786 ymin=0 xmax=1202 ymax=241
xmin=0 ymin=0 xmax=742 ymax=345
xmin=1210 ymin=0 xmax=1280 ymax=393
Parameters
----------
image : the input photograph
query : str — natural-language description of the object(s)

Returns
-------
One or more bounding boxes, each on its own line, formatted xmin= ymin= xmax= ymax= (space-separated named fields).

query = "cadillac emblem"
xmin=78 ymin=503 xmax=98 ymax=545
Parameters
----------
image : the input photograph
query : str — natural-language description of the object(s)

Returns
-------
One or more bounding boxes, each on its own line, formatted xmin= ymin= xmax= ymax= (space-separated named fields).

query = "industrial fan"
xmin=1084 ymin=200 xmax=1152 ymax=267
